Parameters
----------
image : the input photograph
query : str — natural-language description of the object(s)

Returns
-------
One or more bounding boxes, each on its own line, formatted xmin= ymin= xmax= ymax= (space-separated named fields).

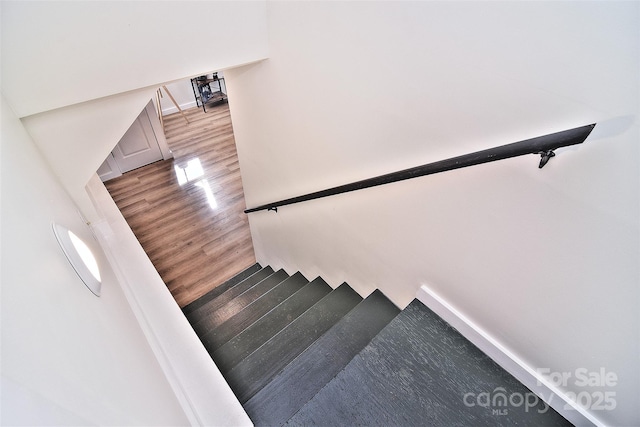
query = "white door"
xmin=97 ymin=153 xmax=122 ymax=181
xmin=111 ymin=108 xmax=163 ymax=173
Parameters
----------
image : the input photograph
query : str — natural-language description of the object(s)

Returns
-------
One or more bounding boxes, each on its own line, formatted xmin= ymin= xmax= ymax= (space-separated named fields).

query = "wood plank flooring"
xmin=105 ymin=103 xmax=256 ymax=308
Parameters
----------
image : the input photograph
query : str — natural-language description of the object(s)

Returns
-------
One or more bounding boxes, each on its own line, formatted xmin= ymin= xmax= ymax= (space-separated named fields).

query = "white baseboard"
xmin=416 ymin=284 xmax=602 ymax=427
xmin=162 ymin=101 xmax=197 ymax=116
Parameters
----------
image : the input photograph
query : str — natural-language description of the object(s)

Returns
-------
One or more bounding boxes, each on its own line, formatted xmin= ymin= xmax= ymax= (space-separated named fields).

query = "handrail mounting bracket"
xmin=537 ymin=150 xmax=556 ymax=169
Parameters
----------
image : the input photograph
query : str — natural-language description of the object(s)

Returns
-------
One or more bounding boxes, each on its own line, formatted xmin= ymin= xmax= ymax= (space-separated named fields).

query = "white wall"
xmin=226 ymin=2 xmax=639 ymax=426
xmin=0 ymin=94 xmax=190 ymax=426
xmin=1 ymin=1 xmax=268 ymax=118
xmin=22 ymin=89 xmax=157 ymax=220
xmin=2 ymin=0 xmax=268 ymax=221
xmin=1 ymin=2 xmax=268 ymax=424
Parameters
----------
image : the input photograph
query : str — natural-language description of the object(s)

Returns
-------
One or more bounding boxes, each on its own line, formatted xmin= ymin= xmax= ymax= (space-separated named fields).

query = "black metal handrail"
xmin=244 ymin=124 xmax=596 ymax=214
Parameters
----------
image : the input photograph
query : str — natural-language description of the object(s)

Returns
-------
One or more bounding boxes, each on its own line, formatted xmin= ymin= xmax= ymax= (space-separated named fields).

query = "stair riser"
xmin=213 ymin=278 xmax=333 ymax=373
xmin=287 ymin=300 xmax=572 ymax=427
xmin=201 ymin=272 xmax=309 ymax=352
xmin=193 ymin=269 xmax=289 ymax=335
xmin=244 ymin=289 xmax=400 ymax=426
xmin=187 ymin=267 xmax=274 ymax=333
xmin=181 ymin=263 xmax=261 ymax=315
xmin=225 ymin=283 xmax=363 ymax=403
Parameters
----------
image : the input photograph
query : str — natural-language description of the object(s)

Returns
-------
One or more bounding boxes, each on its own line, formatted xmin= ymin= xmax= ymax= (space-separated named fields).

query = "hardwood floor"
xmin=105 ymin=103 xmax=256 ymax=308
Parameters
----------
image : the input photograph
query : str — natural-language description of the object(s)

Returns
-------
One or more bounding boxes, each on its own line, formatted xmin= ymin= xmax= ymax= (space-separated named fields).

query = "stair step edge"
xmin=186 ymin=266 xmax=275 ymax=325
xmin=192 ymin=269 xmax=291 ymax=336
xmin=287 ymin=299 xmax=572 ymax=427
xmin=244 ymin=289 xmax=400 ymax=427
xmin=212 ymin=277 xmax=333 ymax=374
xmin=224 ymin=283 xmax=363 ymax=403
xmin=200 ymin=272 xmax=310 ymax=352
xmin=232 ymin=269 xmax=291 ymax=301
xmin=182 ymin=262 xmax=261 ymax=314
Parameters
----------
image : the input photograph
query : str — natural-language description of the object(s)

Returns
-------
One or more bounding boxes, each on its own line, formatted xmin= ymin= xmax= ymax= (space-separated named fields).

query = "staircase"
xmin=183 ymin=264 xmax=572 ymax=426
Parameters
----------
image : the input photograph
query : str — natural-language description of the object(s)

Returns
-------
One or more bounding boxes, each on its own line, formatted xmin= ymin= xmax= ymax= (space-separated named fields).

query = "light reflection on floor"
xmin=174 ymin=157 xmax=218 ymax=210
xmin=174 ymin=158 xmax=204 ymax=185
xmin=195 ymin=179 xmax=218 ymax=210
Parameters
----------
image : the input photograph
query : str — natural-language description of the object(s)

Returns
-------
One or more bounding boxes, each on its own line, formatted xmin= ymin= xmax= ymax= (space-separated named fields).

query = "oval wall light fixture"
xmin=52 ymin=223 xmax=102 ymax=296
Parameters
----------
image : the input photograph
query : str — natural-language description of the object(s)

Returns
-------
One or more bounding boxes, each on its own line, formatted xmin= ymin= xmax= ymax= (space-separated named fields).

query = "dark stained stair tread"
xmin=200 ymin=272 xmax=309 ymax=352
xmin=181 ymin=263 xmax=261 ymax=315
xmin=286 ymin=300 xmax=572 ymax=427
xmin=184 ymin=264 xmax=572 ymax=426
xmin=186 ymin=266 xmax=274 ymax=329
xmin=224 ymin=283 xmax=363 ymax=403
xmin=192 ymin=269 xmax=290 ymax=335
xmin=213 ymin=277 xmax=332 ymax=374
xmin=244 ymin=289 xmax=400 ymax=426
